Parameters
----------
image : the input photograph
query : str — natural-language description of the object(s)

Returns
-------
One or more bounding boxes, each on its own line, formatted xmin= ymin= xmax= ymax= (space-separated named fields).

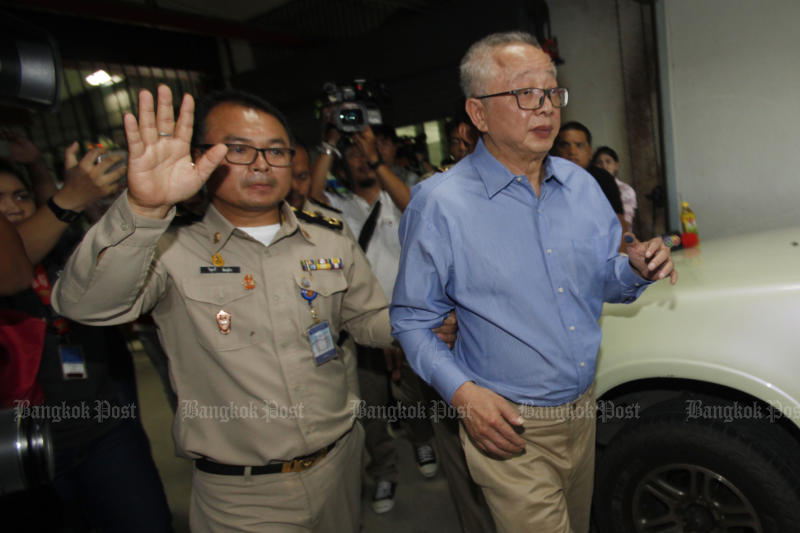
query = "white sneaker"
xmin=371 ymin=480 xmax=396 ymax=514
xmin=414 ymin=443 xmax=438 ymax=478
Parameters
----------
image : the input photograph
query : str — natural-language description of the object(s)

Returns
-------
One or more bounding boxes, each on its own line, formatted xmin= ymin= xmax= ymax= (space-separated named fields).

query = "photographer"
xmin=309 ymin=104 xmax=442 ymax=513
xmin=0 ymin=145 xmax=172 ymax=532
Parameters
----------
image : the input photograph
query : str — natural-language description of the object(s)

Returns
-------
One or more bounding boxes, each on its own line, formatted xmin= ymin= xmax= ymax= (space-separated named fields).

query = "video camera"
xmin=322 ymin=78 xmax=388 ymax=133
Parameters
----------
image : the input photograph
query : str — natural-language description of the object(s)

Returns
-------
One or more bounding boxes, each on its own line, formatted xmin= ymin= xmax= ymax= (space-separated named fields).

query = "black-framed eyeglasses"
xmin=475 ymin=87 xmax=568 ymax=110
xmin=197 ymin=144 xmax=295 ymax=167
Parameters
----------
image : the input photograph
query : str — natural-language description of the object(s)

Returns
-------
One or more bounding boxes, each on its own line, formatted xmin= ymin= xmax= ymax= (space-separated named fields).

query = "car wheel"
xmin=594 ymin=411 xmax=800 ymax=533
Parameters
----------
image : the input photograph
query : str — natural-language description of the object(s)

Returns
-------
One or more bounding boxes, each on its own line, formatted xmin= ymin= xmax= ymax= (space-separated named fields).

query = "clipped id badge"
xmin=308 ymin=321 xmax=336 ymax=365
xmin=59 ymin=345 xmax=88 ymax=380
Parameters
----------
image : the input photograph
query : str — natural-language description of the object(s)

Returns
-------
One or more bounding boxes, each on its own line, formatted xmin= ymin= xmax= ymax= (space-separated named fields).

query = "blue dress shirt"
xmin=390 ymin=139 xmax=650 ymax=406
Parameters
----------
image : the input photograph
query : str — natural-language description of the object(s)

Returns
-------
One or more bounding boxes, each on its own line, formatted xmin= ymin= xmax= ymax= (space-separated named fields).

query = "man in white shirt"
xmin=312 ymin=126 xmax=439 ymax=513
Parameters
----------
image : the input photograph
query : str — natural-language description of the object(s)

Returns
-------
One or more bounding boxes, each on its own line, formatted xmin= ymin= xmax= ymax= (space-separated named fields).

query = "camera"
xmin=0 ymin=408 xmax=54 ymax=495
xmin=322 ymin=79 xmax=388 ymax=133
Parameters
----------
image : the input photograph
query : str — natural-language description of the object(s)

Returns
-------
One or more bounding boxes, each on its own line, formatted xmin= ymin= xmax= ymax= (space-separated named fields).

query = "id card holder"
xmin=308 ymin=321 xmax=336 ymax=366
xmin=59 ymin=345 xmax=88 ymax=380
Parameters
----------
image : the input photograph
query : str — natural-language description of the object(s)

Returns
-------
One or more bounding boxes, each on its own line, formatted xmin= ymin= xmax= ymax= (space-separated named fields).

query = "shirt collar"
xmin=201 ymin=201 xmax=309 ymax=253
xmin=470 ymin=138 xmax=570 ymax=197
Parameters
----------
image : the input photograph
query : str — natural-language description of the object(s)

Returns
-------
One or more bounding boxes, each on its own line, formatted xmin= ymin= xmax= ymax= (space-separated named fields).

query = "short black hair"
xmin=192 ymin=89 xmax=294 ymax=147
xmin=592 ymin=146 xmax=618 ymax=165
xmin=371 ymin=124 xmax=398 ymax=143
xmin=0 ymin=158 xmax=28 ymax=189
xmin=446 ymin=97 xmax=474 ymax=136
xmin=558 ymin=121 xmax=592 ymax=146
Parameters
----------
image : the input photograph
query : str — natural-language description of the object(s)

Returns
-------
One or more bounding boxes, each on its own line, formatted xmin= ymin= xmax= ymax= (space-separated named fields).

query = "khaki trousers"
xmin=189 ymin=423 xmax=363 ymax=533
xmin=460 ymin=385 xmax=596 ymax=533
xmin=422 ymin=382 xmax=496 ymax=533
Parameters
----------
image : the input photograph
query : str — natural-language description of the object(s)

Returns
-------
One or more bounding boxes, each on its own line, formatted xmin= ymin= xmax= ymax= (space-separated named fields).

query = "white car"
xmin=593 ymin=228 xmax=800 ymax=533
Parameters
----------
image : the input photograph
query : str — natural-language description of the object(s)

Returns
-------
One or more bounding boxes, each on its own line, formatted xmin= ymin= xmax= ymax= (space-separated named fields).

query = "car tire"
xmin=594 ymin=409 xmax=800 ymax=533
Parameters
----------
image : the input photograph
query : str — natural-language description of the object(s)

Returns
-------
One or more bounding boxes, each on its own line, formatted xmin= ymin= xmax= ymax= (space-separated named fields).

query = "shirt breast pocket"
xmin=293 ymin=270 xmax=348 ymax=332
xmin=182 ymin=281 xmax=268 ymax=352
xmin=566 ymin=236 xmax=610 ymax=296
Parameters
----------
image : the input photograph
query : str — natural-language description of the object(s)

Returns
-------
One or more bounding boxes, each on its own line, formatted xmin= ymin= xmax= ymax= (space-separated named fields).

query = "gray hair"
xmin=459 ymin=31 xmax=549 ymax=98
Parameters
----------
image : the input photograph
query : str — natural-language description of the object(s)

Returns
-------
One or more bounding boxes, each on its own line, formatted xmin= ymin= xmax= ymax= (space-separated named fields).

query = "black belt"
xmin=195 ymin=442 xmax=335 ymax=476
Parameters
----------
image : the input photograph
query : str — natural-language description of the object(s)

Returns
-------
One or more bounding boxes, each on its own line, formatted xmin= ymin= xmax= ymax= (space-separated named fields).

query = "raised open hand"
xmin=124 ymin=85 xmax=227 ymax=218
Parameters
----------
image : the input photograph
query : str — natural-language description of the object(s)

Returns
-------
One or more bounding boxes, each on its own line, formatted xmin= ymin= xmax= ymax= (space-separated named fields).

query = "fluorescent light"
xmin=85 ymin=70 xmax=123 ymax=87
xmin=86 ymin=70 xmax=112 ymax=86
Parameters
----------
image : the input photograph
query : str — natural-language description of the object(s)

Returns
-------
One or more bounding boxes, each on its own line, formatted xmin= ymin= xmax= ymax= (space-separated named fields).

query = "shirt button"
xmin=537 ymin=208 xmax=542 ymax=214
xmin=558 ymin=287 xmax=564 ymax=293
xmin=516 ymin=177 xmax=522 ymax=182
xmin=273 ymin=295 xmax=280 ymax=302
xmin=580 ymin=362 xmax=585 ymax=367
xmin=546 ymin=249 xmax=552 ymax=254
xmin=569 ymin=326 xmax=575 ymax=331
xmin=635 ymin=283 xmax=642 ymax=287
xmin=121 ymin=223 xmax=129 ymax=231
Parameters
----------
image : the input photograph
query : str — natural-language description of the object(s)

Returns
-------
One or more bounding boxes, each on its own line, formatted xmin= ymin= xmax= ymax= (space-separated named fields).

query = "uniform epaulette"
xmin=309 ymin=197 xmax=342 ymax=214
xmin=292 ymin=207 xmax=344 ymax=232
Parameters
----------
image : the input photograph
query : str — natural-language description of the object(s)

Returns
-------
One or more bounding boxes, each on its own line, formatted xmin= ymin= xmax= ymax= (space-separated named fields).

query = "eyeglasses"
xmin=475 ymin=87 xmax=568 ymax=110
xmin=197 ymin=144 xmax=295 ymax=167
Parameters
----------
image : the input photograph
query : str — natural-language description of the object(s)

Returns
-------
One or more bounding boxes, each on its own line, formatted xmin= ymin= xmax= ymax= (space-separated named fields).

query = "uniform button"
xmin=569 ymin=325 xmax=575 ymax=331
xmin=537 ymin=208 xmax=542 ymax=214
xmin=558 ymin=287 xmax=564 ymax=293
xmin=516 ymin=177 xmax=522 ymax=182
xmin=635 ymin=282 xmax=642 ymax=287
xmin=121 ymin=223 xmax=129 ymax=231
xmin=580 ymin=361 xmax=585 ymax=367
xmin=546 ymin=249 xmax=552 ymax=254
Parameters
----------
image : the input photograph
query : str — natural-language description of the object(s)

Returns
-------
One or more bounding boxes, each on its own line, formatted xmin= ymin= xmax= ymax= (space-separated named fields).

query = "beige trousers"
xmin=189 ymin=423 xmax=363 ymax=533
xmin=460 ymin=385 xmax=596 ymax=533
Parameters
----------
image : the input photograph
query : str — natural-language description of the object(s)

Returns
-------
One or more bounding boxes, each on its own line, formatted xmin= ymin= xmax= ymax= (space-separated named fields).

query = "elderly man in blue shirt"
xmin=390 ymin=31 xmax=676 ymax=533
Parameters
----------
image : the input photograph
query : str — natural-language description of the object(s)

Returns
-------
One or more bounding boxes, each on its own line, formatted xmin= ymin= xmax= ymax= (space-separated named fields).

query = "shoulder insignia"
xmin=292 ymin=207 xmax=343 ymax=232
xmin=309 ymin=197 xmax=342 ymax=214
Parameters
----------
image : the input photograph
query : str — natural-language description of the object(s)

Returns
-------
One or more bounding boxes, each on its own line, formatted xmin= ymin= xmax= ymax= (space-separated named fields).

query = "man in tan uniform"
xmin=52 ymin=86 xmax=434 ymax=533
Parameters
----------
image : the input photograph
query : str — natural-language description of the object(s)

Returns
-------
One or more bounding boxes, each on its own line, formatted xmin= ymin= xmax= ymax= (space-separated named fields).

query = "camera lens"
xmin=339 ymin=108 xmax=363 ymax=124
xmin=0 ymin=408 xmax=54 ymax=495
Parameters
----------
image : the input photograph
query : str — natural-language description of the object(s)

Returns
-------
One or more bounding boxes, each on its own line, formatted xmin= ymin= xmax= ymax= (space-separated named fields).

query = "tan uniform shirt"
xmin=52 ymin=194 xmax=393 ymax=465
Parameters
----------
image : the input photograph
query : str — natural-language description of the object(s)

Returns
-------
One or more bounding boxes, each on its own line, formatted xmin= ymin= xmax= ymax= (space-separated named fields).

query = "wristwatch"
xmin=367 ymin=156 xmax=384 ymax=171
xmin=47 ymin=196 xmax=82 ymax=223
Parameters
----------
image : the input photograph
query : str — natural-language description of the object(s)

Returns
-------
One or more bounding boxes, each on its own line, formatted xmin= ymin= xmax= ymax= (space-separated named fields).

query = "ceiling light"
xmin=86 ymin=70 xmax=112 ymax=86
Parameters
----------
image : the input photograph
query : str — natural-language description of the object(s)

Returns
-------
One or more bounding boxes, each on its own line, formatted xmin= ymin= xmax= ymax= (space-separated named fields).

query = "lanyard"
xmin=31 ymin=264 xmax=70 ymax=337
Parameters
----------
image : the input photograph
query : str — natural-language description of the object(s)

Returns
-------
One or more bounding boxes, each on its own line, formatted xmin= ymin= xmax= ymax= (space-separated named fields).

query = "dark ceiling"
xmin=2 ymin=0 xmax=551 ymax=138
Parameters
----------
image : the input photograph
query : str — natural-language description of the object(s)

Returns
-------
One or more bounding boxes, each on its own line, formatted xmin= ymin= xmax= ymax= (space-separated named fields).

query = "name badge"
xmin=308 ymin=321 xmax=336 ymax=365
xmin=59 ymin=345 xmax=87 ymax=380
xmin=200 ymin=266 xmax=241 ymax=274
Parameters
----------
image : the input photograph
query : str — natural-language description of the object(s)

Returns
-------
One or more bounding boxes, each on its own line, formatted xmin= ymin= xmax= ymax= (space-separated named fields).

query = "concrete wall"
xmin=549 ymin=0 xmax=632 ymax=182
xmin=658 ymin=0 xmax=800 ymax=238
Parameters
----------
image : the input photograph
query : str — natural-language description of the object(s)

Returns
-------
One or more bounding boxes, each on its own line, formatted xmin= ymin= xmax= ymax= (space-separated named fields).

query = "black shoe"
xmin=414 ymin=443 xmax=438 ymax=478
xmin=371 ymin=480 xmax=397 ymax=513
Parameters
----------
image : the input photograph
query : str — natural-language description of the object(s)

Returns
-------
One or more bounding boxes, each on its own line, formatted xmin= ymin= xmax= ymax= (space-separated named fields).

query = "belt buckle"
xmin=280 ymin=448 xmax=326 ymax=473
